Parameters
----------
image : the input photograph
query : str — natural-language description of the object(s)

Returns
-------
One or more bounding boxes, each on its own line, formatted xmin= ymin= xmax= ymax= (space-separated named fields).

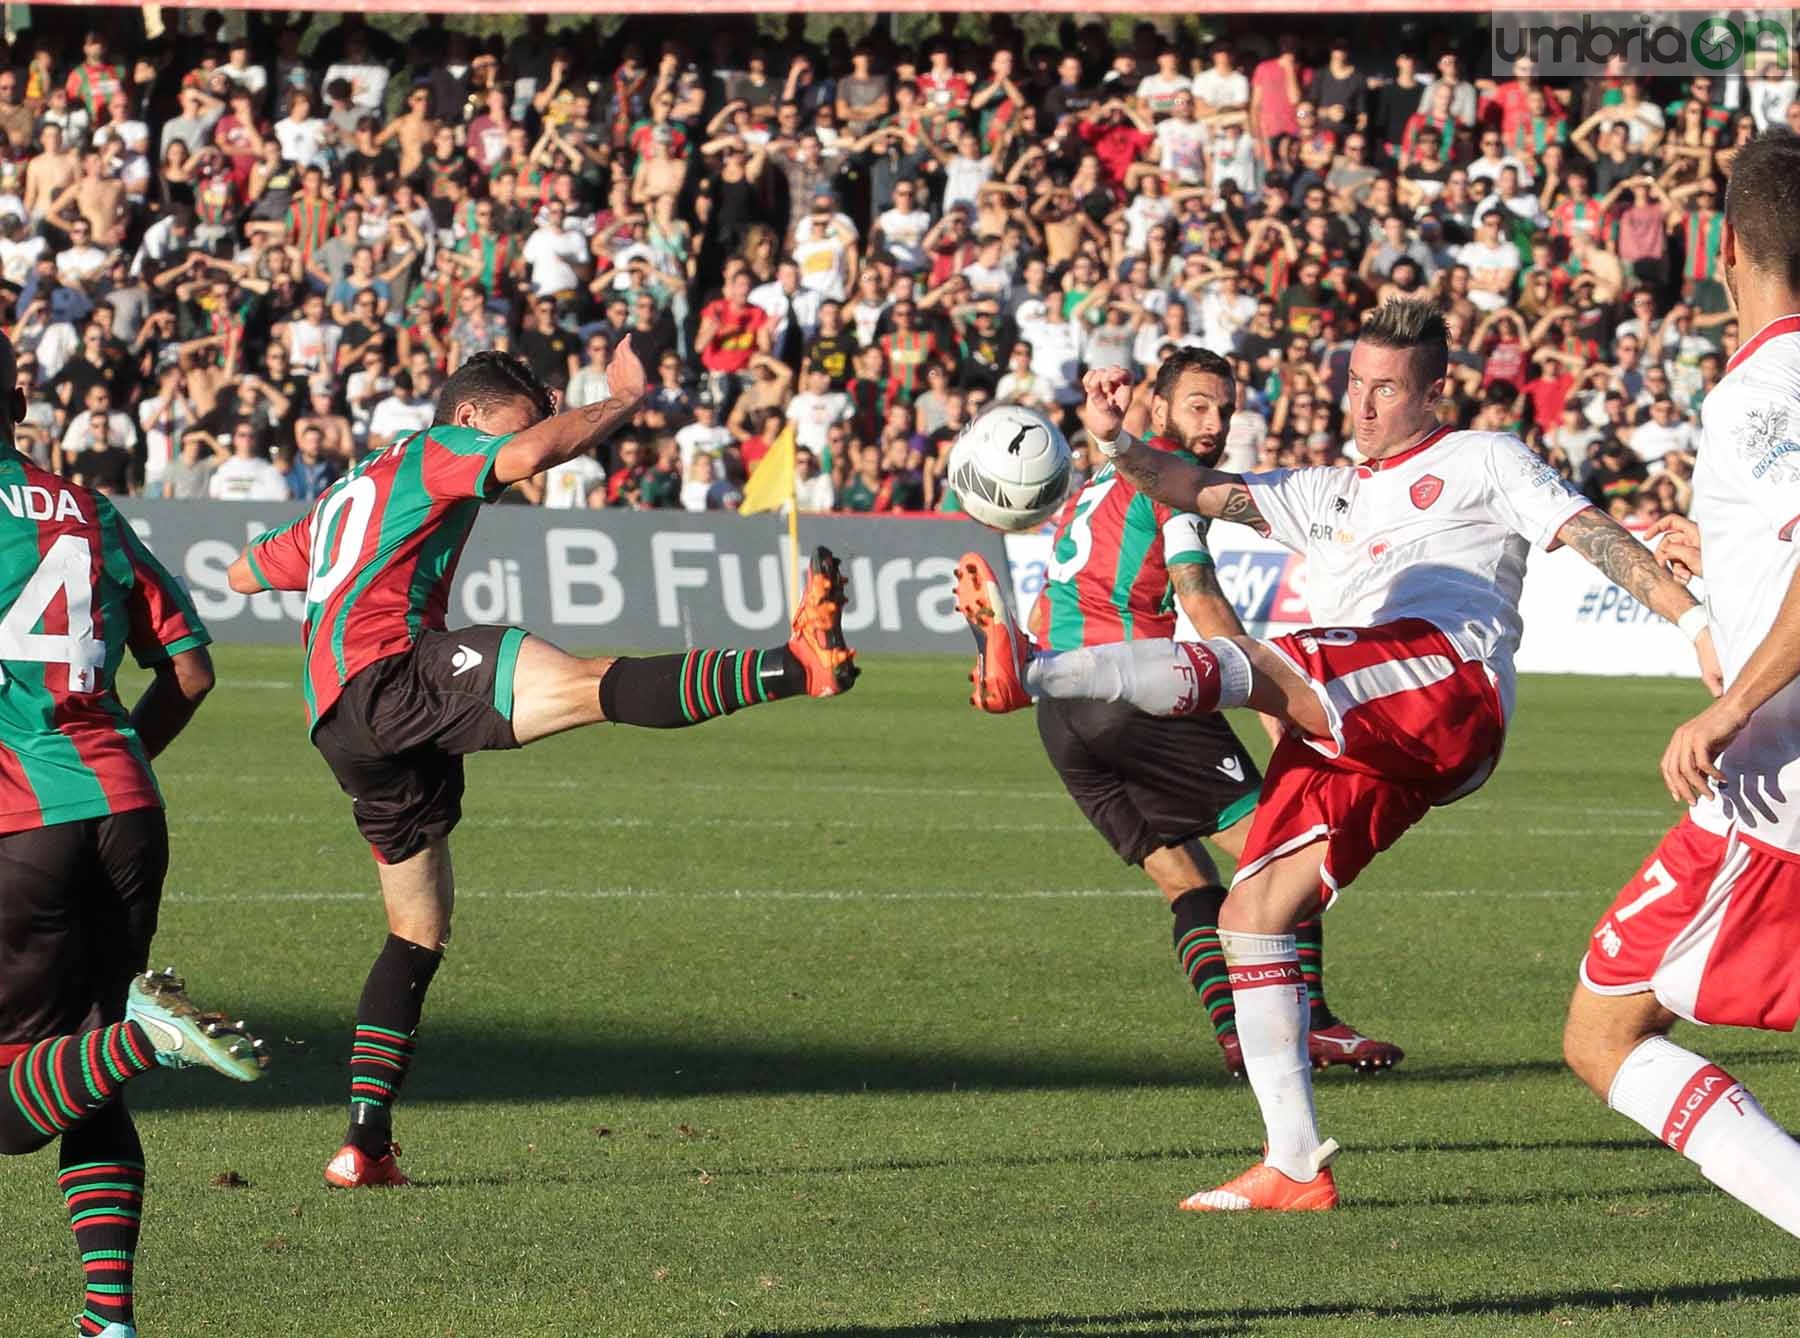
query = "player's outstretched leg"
xmin=1 ymin=971 xmax=265 ymax=1338
xmin=1566 ymin=987 xmax=1800 ymax=1236
xmin=953 ymin=552 xmax=1032 ymax=713
xmin=581 ymin=545 xmax=857 ymax=734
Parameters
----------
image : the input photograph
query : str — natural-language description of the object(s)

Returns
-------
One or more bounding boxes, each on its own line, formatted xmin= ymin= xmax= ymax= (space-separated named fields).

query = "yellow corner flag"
xmin=738 ymin=422 xmax=804 ymax=616
xmin=739 ymin=422 xmax=796 ymax=516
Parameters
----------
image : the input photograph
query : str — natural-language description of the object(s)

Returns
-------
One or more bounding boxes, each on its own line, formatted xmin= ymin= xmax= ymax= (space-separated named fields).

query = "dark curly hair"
xmin=1152 ymin=345 xmax=1235 ymax=402
xmin=433 ymin=350 xmax=555 ymax=427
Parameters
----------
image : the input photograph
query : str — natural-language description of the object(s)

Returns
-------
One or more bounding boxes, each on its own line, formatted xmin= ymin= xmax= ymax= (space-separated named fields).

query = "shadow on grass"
xmin=742 ymin=1276 xmax=1800 ymax=1337
xmin=123 ymin=1019 xmax=1800 ymax=1113
xmin=697 ymin=1136 xmax=1661 ymax=1184
xmin=127 ymin=1023 xmax=1234 ymax=1112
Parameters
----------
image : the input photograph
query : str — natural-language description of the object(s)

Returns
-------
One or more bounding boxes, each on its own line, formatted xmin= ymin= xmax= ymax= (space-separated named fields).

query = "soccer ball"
xmin=948 ymin=405 xmax=1073 ymax=533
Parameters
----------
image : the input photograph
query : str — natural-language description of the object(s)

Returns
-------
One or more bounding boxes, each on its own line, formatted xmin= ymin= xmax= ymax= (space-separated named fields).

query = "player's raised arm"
xmin=489 ymin=338 xmax=648 ymax=487
xmin=1081 ymin=367 xmax=1269 ymax=534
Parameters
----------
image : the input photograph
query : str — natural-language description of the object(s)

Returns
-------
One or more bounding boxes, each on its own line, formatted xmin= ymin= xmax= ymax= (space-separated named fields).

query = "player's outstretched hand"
xmin=1646 ymin=513 xmax=1703 ymax=583
xmin=605 ymin=336 xmax=649 ymax=407
xmin=1661 ymin=693 xmax=1744 ymax=806
xmin=1080 ymin=367 xmax=1133 ymax=451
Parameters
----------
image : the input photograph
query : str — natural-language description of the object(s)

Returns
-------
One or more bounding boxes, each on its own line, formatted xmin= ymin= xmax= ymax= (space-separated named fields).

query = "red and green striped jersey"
xmin=1682 ymin=210 xmax=1724 ymax=283
xmin=0 ymin=450 xmax=210 ymax=834
xmin=242 ymin=425 xmax=512 ymax=731
xmin=1026 ymin=438 xmax=1212 ymax=651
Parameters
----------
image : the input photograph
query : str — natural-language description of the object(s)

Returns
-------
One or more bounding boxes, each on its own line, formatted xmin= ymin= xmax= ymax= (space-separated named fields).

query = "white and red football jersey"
xmin=1690 ymin=313 xmax=1800 ymax=855
xmin=1242 ymin=425 xmax=1593 ymax=723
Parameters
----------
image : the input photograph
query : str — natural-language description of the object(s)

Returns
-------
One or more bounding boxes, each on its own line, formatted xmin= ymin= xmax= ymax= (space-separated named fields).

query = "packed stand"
xmin=5 ymin=13 xmax=1786 ymax=522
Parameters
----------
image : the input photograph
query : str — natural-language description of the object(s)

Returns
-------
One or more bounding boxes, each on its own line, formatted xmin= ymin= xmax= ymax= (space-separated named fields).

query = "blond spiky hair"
xmin=1359 ymin=299 xmax=1449 ymax=384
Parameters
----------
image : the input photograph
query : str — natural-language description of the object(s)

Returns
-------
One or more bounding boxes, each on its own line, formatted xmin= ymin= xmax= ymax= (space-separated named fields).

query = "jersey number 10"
xmin=306 ymin=476 xmax=379 ymax=605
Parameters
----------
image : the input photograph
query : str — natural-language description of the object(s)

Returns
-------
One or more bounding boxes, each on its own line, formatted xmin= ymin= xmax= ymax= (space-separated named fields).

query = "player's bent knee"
xmin=1143 ymin=842 xmax=1217 ymax=901
xmin=1562 ymin=984 xmax=1671 ymax=1099
xmin=0 ymin=1102 xmax=54 ymax=1155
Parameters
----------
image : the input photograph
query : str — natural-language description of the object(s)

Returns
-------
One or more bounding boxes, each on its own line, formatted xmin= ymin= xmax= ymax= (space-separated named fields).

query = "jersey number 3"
xmin=0 ymin=534 xmax=105 ymax=692
xmin=1046 ymin=476 xmax=1120 ymax=583
xmin=307 ymin=476 xmax=379 ymax=605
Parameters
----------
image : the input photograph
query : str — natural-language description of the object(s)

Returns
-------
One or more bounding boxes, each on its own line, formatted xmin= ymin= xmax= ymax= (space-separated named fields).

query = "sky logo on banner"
xmin=1214 ymin=550 xmax=1306 ymax=626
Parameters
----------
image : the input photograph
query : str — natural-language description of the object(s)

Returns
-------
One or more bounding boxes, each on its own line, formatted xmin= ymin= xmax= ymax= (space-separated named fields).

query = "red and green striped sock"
xmin=598 ymin=648 xmax=807 ymax=729
xmin=4 ymin=1024 xmax=157 ymax=1148
xmin=60 ymin=1157 xmax=144 ymax=1336
xmin=1296 ymin=918 xmax=1336 ymax=1030
xmin=345 ymin=934 xmax=440 ymax=1156
xmin=1171 ymin=886 xmax=1235 ymax=1038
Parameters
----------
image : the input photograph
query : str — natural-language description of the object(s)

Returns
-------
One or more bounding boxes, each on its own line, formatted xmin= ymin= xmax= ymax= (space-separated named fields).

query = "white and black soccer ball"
xmin=948 ymin=405 xmax=1073 ymax=533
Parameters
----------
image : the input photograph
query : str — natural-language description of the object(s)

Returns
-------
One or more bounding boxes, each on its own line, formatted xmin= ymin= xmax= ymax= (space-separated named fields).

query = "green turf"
xmin=3 ymin=649 xmax=1796 ymax=1337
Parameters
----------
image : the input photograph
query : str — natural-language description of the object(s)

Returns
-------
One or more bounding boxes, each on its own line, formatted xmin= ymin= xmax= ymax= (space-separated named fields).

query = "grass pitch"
xmin=3 ymin=649 xmax=1798 ymax=1337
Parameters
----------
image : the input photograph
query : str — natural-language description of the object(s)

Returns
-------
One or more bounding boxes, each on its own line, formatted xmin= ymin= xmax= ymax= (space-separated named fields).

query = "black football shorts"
xmin=1036 ymin=696 xmax=1261 ymax=867
xmin=0 ymin=807 xmax=168 ymax=1044
xmin=312 ymin=625 xmax=526 ymax=865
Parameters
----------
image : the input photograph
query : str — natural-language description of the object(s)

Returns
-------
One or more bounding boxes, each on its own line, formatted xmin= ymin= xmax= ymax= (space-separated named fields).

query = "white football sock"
xmin=1024 ymin=638 xmax=1252 ymax=716
xmin=1608 ymin=1035 xmax=1800 ymax=1237
xmin=1220 ymin=929 xmax=1322 ymax=1181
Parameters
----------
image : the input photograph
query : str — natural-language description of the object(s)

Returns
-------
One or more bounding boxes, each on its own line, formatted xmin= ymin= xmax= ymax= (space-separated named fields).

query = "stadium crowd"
xmin=3 ymin=10 xmax=1786 ymax=522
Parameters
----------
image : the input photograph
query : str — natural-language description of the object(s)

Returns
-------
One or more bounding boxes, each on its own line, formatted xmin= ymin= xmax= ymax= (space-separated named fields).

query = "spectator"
xmin=542 ymin=444 xmax=607 ymax=509
xmin=792 ymin=445 xmax=834 ymax=513
xmin=289 ymin=424 xmax=341 ymax=500
xmin=0 ymin=19 xmax=1721 ymax=526
xmin=207 ymin=421 xmax=286 ymax=500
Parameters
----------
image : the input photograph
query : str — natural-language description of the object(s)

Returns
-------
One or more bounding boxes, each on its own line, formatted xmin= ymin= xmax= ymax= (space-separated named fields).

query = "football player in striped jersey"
xmin=229 ymin=342 xmax=858 ymax=1189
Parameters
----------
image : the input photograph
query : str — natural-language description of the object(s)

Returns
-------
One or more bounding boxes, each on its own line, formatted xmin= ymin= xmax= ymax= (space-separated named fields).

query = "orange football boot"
xmin=787 ymin=546 xmax=859 ymax=696
xmin=1179 ymin=1139 xmax=1340 ymax=1212
xmin=324 ymin=1142 xmax=410 ymax=1189
xmin=952 ymin=552 xmax=1031 ymax=713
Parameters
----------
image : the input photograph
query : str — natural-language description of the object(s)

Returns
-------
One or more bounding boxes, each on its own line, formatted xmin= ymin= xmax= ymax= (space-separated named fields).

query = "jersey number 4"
xmin=0 ymin=534 xmax=105 ymax=692
xmin=307 ymin=476 xmax=379 ymax=605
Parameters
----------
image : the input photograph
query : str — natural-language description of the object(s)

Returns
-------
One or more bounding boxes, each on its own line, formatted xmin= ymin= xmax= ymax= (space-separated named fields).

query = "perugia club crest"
xmin=1410 ymin=474 xmax=1444 ymax=510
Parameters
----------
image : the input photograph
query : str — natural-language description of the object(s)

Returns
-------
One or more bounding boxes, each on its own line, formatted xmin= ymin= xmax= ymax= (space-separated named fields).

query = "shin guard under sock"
xmin=346 ymin=935 xmax=442 ymax=1155
xmin=1171 ymin=887 xmax=1234 ymax=1037
xmin=598 ymin=648 xmax=807 ymax=728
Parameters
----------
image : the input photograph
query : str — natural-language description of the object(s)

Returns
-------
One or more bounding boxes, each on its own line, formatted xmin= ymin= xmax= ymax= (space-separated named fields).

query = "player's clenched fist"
xmin=605 ymin=336 xmax=649 ymax=404
xmin=1081 ymin=367 xmax=1133 ymax=454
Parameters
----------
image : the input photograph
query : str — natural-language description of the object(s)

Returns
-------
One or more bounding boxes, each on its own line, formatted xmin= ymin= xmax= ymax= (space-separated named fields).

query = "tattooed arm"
xmin=1555 ymin=506 xmax=1700 ymax=623
xmin=492 ymin=340 xmax=649 ymax=486
xmin=1109 ymin=435 xmax=1272 ymax=535
xmin=1556 ymin=505 xmax=1723 ymax=703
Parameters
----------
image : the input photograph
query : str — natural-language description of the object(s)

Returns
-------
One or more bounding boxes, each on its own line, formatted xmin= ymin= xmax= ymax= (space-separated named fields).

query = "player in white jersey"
xmin=972 ymin=299 xmax=1719 ymax=1210
xmin=1565 ymin=130 xmax=1800 ymax=1238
